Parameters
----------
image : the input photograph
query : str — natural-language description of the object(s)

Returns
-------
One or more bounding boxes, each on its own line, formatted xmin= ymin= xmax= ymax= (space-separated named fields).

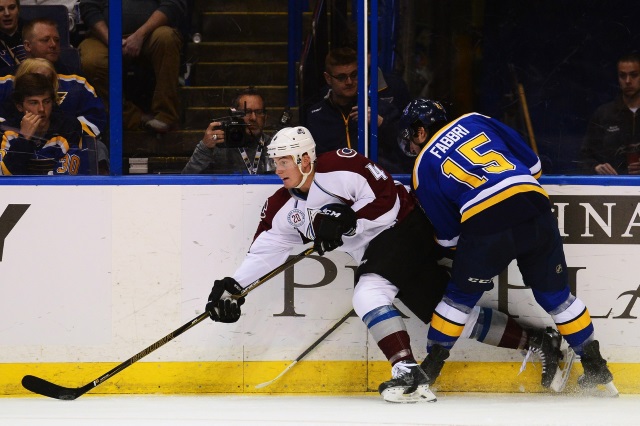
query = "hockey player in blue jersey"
xmin=402 ymin=99 xmax=617 ymax=395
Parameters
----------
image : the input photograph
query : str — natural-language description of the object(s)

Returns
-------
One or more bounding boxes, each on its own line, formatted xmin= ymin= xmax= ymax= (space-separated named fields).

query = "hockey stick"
xmin=255 ymin=308 xmax=355 ymax=389
xmin=22 ymin=246 xmax=315 ymax=400
xmin=508 ymin=63 xmax=539 ymax=155
xmin=237 ymin=247 xmax=315 ymax=298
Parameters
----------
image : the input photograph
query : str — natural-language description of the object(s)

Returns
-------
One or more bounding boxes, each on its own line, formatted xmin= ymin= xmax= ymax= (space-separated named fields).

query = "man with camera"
xmin=182 ymin=87 xmax=275 ymax=174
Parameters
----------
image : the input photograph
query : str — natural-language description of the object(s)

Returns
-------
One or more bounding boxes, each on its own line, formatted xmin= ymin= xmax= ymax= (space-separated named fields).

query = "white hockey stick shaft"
xmin=254 ymin=361 xmax=299 ymax=389
xmin=255 ymin=309 xmax=356 ymax=389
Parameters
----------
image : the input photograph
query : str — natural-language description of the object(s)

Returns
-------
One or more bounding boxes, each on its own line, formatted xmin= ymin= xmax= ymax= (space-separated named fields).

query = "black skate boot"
xmin=578 ymin=340 xmax=616 ymax=395
xmin=526 ymin=327 xmax=563 ymax=389
xmin=378 ymin=361 xmax=436 ymax=403
xmin=420 ymin=344 xmax=450 ymax=386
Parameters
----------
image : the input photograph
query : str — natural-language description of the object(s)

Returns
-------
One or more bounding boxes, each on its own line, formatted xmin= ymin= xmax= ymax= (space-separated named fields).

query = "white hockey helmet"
xmin=268 ymin=126 xmax=317 ymax=165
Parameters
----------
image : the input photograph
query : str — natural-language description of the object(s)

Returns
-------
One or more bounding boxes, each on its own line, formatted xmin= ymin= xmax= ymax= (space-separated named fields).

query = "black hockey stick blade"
xmin=21 ymin=312 xmax=210 ymax=400
xmin=21 ymin=246 xmax=315 ymax=400
xmin=21 ymin=375 xmax=91 ymax=400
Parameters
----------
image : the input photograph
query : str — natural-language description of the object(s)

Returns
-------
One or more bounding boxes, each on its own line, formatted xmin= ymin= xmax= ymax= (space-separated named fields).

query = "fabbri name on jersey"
xmin=429 ymin=124 xmax=470 ymax=159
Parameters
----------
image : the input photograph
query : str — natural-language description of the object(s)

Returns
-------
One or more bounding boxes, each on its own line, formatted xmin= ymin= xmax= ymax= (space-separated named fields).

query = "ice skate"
xmin=524 ymin=327 xmax=566 ymax=390
xmin=420 ymin=344 xmax=450 ymax=386
xmin=550 ymin=342 xmax=576 ymax=393
xmin=378 ymin=361 xmax=437 ymax=403
xmin=578 ymin=340 xmax=618 ymax=397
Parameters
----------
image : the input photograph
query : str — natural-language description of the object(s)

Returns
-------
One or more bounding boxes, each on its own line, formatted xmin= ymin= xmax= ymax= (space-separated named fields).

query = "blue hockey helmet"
xmin=398 ymin=99 xmax=449 ymax=156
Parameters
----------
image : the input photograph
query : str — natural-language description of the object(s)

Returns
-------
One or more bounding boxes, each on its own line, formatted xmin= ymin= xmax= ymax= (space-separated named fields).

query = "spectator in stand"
xmin=18 ymin=18 xmax=105 ymax=170
xmin=23 ymin=17 xmax=80 ymax=75
xmin=0 ymin=72 xmax=84 ymax=175
xmin=378 ymin=67 xmax=411 ymax=120
xmin=182 ymin=86 xmax=274 ymax=174
xmin=0 ymin=57 xmax=109 ymax=173
xmin=78 ymin=0 xmax=186 ymax=133
xmin=581 ymin=52 xmax=640 ymax=175
xmin=0 ymin=58 xmax=106 ymax=133
xmin=304 ymin=47 xmax=407 ymax=174
xmin=0 ymin=0 xmax=26 ymax=73
xmin=342 ymin=22 xmax=412 ymax=115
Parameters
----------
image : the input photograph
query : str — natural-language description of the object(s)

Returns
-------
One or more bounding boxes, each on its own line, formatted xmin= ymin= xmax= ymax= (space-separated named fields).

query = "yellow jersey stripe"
xmin=557 ymin=307 xmax=592 ymax=336
xmin=431 ymin=312 xmax=465 ymax=337
xmin=461 ymin=184 xmax=548 ymax=222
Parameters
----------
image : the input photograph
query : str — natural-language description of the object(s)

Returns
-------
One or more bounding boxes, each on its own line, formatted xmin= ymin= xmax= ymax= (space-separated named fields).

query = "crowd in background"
xmin=0 ymin=0 xmax=639 ymax=177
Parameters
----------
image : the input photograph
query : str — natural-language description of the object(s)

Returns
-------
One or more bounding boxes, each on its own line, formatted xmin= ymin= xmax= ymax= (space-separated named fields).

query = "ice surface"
xmin=1 ymin=392 xmax=639 ymax=426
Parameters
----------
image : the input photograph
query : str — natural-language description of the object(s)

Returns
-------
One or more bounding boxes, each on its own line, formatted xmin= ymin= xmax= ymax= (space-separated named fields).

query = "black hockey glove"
xmin=312 ymin=203 xmax=357 ymax=256
xmin=206 ymin=277 xmax=246 ymax=323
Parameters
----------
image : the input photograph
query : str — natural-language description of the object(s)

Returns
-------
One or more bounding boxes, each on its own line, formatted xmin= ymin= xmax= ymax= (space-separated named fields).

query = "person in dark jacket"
xmin=581 ymin=52 xmax=640 ymax=175
xmin=182 ymin=86 xmax=274 ymax=175
xmin=0 ymin=0 xmax=26 ymax=73
xmin=304 ymin=47 xmax=409 ymax=174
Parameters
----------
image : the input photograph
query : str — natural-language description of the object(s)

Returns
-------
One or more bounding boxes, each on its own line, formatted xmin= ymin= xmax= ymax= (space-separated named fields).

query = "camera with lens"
xmin=213 ymin=108 xmax=248 ymax=148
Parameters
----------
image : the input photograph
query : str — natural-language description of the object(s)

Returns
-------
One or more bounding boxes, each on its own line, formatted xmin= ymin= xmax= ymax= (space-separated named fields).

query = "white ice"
xmin=2 ymin=392 xmax=639 ymax=426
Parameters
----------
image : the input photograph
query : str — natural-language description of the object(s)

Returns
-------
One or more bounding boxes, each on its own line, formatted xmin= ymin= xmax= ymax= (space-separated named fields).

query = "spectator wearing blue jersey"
xmin=0 ymin=58 xmax=106 ymax=134
xmin=0 ymin=57 xmax=109 ymax=173
xmin=403 ymin=99 xmax=617 ymax=396
xmin=0 ymin=72 xmax=84 ymax=175
xmin=0 ymin=0 xmax=26 ymax=74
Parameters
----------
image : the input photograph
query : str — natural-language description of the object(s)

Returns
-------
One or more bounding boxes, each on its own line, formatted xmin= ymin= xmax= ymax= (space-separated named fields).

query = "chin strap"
xmin=295 ymin=162 xmax=314 ymax=189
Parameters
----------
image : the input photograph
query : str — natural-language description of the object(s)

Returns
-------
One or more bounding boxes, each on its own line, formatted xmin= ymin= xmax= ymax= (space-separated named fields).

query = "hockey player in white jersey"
xmin=204 ymin=126 xmax=571 ymax=402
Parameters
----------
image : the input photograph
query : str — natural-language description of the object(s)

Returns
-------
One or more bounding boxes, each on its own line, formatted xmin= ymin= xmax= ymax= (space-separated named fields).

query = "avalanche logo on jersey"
xmin=336 ymin=148 xmax=357 ymax=158
xmin=287 ymin=208 xmax=305 ymax=228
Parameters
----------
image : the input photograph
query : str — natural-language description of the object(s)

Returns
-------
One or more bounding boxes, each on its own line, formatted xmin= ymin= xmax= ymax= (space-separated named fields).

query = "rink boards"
xmin=1 ymin=179 xmax=639 ymax=395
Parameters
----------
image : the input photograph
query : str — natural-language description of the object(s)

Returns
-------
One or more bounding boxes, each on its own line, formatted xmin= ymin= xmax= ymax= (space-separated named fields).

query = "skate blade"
xmin=603 ymin=381 xmax=619 ymax=397
xmin=550 ymin=347 xmax=576 ymax=392
xmin=579 ymin=381 xmax=619 ymax=398
xmin=380 ymin=384 xmax=437 ymax=403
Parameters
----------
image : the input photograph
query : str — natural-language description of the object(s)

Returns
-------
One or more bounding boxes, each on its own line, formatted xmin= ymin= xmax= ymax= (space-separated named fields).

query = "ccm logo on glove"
xmin=312 ymin=203 xmax=357 ymax=255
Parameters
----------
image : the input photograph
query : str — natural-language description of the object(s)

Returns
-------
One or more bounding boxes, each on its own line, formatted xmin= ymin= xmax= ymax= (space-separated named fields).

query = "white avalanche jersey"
xmin=232 ymin=148 xmax=416 ymax=288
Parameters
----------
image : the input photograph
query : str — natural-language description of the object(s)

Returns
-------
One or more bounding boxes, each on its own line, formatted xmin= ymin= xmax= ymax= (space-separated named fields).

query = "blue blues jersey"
xmin=0 ymin=73 xmax=106 ymax=137
xmin=0 ymin=108 xmax=90 ymax=175
xmin=412 ymin=113 xmax=548 ymax=248
xmin=0 ymin=19 xmax=26 ymax=72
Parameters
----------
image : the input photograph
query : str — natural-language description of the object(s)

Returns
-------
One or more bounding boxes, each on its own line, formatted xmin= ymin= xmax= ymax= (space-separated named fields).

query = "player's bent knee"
xmin=352 ymin=273 xmax=398 ymax=318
